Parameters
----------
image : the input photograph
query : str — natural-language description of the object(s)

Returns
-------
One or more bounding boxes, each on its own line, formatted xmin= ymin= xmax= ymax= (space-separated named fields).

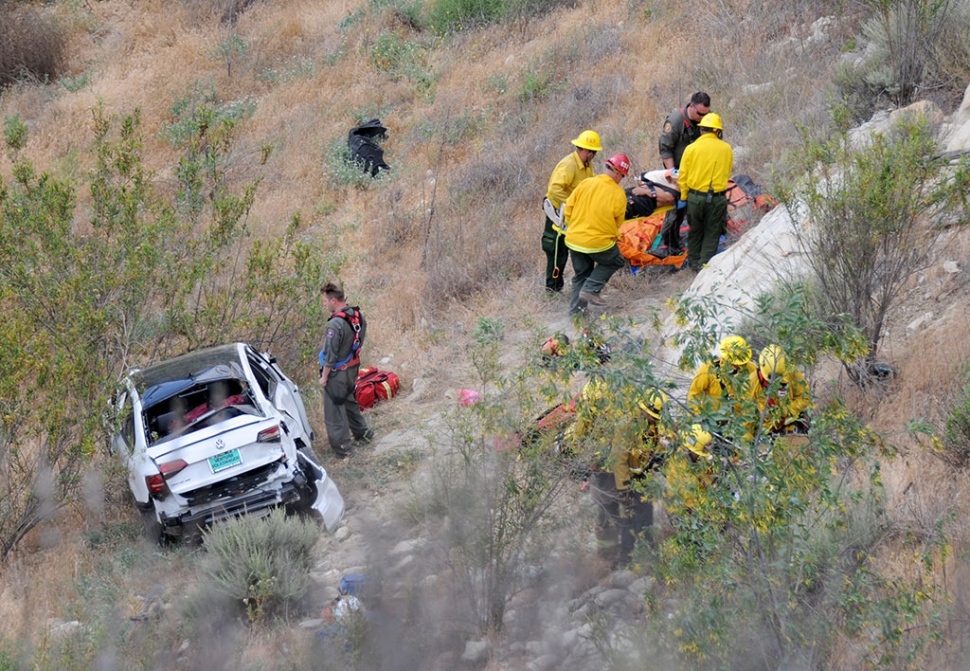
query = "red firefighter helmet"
xmin=605 ymin=154 xmax=631 ymax=177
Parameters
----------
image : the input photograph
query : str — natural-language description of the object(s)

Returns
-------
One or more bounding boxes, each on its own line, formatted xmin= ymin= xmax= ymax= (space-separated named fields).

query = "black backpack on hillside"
xmin=348 ymin=119 xmax=390 ymax=177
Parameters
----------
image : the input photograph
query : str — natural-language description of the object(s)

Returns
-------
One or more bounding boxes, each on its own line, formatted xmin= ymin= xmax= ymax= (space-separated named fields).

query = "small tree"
xmin=781 ymin=111 xmax=969 ymax=385
xmin=422 ymin=321 xmax=637 ymax=632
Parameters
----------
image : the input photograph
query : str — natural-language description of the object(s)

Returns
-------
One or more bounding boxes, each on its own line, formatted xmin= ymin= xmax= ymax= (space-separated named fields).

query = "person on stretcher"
xmin=624 ymin=168 xmax=681 ymax=220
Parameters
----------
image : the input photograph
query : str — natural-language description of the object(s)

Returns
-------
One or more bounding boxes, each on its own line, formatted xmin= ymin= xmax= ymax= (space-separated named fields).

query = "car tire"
xmin=288 ymin=469 xmax=322 ymax=523
xmin=140 ymin=507 xmax=166 ymax=545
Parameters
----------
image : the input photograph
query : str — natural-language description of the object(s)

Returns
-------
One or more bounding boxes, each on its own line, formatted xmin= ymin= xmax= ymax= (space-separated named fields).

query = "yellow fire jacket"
xmin=758 ymin=368 xmax=811 ymax=434
xmin=663 ymin=449 xmax=720 ymax=518
xmin=546 ymin=150 xmax=594 ymax=211
xmin=688 ymin=358 xmax=760 ymax=417
xmin=612 ymin=422 xmax=672 ymax=492
xmin=678 ymin=132 xmax=733 ymax=200
xmin=563 ymin=174 xmax=627 ymax=254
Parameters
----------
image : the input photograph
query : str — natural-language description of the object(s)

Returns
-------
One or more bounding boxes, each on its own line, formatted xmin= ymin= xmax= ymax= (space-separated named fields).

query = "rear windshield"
xmin=142 ymin=367 xmax=263 ymax=446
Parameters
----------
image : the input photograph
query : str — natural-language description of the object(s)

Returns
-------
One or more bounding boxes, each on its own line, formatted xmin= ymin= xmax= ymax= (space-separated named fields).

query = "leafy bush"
xmin=516 ymin=57 xmax=559 ymax=104
xmin=473 ymin=316 xmax=505 ymax=345
xmin=837 ymin=0 xmax=970 ymax=116
xmin=200 ymin=508 xmax=320 ymax=624
xmin=162 ymin=83 xmax=257 ymax=151
xmin=422 ymin=332 xmax=583 ymax=632
xmin=942 ymin=379 xmax=970 ymax=469
xmin=780 ymin=112 xmax=970 ymax=385
xmin=323 ymin=136 xmax=389 ymax=189
xmin=425 ymin=0 xmax=576 ymax=33
xmin=210 ymin=33 xmax=249 ymax=77
xmin=370 ymin=32 xmax=433 ymax=90
xmin=641 ymin=287 xmax=950 ymax=668
xmin=0 ymin=4 xmax=65 ymax=89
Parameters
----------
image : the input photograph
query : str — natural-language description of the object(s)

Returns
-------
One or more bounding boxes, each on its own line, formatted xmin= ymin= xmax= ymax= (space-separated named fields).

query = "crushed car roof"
xmin=132 ymin=344 xmax=247 ymax=407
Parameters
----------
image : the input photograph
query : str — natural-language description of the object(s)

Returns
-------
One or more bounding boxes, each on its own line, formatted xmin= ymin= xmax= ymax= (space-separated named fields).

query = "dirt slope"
xmin=2 ymin=0 xmax=970 ymax=667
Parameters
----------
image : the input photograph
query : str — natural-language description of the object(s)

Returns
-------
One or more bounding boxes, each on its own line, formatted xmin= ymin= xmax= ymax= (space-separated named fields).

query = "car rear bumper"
xmin=162 ymin=480 xmax=301 ymax=529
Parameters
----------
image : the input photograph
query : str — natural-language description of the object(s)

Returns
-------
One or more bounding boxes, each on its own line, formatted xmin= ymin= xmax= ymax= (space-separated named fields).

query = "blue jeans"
xmin=568 ymin=244 xmax=626 ymax=315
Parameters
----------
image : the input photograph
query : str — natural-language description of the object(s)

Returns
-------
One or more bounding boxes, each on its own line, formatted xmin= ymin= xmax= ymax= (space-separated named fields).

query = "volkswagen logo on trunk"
xmin=216 ymin=438 xmax=226 ymax=452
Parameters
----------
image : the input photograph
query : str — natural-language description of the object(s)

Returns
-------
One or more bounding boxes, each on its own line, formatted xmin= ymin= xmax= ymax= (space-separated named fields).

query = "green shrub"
xmin=943 ymin=381 xmax=970 ymax=469
xmin=516 ymin=59 xmax=557 ymax=103
xmin=0 ymin=4 xmax=66 ymax=89
xmin=200 ymin=508 xmax=320 ymax=624
xmin=162 ymin=83 xmax=257 ymax=150
xmin=473 ymin=316 xmax=505 ymax=345
xmin=421 ymin=335 xmax=583 ymax=632
xmin=780 ymin=112 xmax=970 ymax=385
xmin=647 ymin=287 xmax=949 ymax=669
xmin=425 ymin=0 xmax=576 ymax=33
xmin=210 ymin=33 xmax=249 ymax=77
xmin=838 ymin=0 xmax=970 ymax=116
xmin=59 ymin=71 xmax=91 ymax=93
xmin=370 ymin=32 xmax=433 ymax=90
xmin=323 ymin=136 xmax=389 ymax=189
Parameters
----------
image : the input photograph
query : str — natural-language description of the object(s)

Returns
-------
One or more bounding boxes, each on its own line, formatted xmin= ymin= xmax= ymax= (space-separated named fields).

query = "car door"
xmin=246 ymin=347 xmax=315 ymax=442
xmin=114 ymin=387 xmax=152 ymax=505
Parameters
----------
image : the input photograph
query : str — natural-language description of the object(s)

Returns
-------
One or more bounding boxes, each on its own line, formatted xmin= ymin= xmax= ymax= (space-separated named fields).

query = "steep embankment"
xmin=2 ymin=0 xmax=970 ymax=668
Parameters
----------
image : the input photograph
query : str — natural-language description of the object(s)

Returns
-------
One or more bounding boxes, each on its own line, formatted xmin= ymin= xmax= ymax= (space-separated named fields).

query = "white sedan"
xmin=113 ymin=343 xmax=344 ymax=543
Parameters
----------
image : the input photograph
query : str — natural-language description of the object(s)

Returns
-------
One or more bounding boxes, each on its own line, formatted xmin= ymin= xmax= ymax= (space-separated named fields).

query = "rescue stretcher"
xmin=618 ymin=171 xmax=777 ymax=270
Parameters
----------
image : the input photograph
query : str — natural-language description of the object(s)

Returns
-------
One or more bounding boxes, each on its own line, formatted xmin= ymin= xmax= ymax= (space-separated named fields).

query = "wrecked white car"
xmin=113 ymin=343 xmax=344 ymax=542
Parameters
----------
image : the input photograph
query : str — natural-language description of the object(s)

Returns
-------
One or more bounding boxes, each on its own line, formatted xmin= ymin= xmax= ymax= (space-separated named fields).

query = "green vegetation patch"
xmin=425 ymin=0 xmax=577 ymax=34
xmin=199 ymin=508 xmax=320 ymax=624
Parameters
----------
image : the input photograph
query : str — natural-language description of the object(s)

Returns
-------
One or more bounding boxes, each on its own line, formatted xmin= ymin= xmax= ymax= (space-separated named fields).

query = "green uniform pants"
xmin=568 ymin=245 xmax=626 ymax=316
xmin=541 ymin=216 xmax=568 ymax=292
xmin=323 ymin=365 xmax=369 ymax=457
xmin=685 ymin=192 xmax=727 ymax=271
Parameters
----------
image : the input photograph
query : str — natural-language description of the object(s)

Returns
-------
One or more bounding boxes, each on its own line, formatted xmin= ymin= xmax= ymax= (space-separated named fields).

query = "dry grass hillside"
xmin=2 ymin=0 xmax=970 ymax=668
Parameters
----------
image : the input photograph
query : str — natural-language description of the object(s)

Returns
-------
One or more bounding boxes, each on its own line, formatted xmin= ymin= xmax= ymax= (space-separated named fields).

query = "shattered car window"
xmin=134 ymin=349 xmax=266 ymax=446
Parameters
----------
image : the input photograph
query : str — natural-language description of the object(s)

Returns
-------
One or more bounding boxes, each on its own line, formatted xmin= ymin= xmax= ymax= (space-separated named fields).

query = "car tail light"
xmin=257 ymin=425 xmax=281 ymax=443
xmin=146 ymin=459 xmax=188 ymax=499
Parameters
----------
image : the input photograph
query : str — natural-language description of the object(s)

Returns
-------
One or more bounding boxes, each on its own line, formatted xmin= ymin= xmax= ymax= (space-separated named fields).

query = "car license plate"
xmin=209 ymin=448 xmax=242 ymax=473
